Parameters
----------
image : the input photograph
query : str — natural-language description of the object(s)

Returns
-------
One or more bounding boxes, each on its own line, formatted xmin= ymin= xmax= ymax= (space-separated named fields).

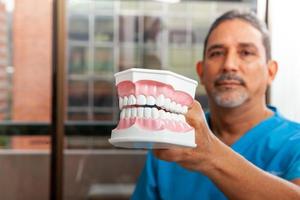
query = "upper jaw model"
xmin=109 ymin=68 xmax=198 ymax=149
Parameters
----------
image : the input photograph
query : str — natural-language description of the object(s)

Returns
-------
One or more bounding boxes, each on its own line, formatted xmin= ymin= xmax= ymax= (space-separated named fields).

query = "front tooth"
xmin=158 ymin=110 xmax=166 ymax=119
xmin=156 ymin=94 xmax=165 ymax=107
xmin=137 ymin=107 xmax=144 ymax=118
xmin=119 ymin=97 xmax=123 ymax=109
xmin=152 ymin=107 xmax=159 ymax=119
xmin=146 ymin=96 xmax=156 ymax=106
xmin=123 ymin=96 xmax=128 ymax=106
xmin=164 ymin=98 xmax=171 ymax=110
xmin=137 ymin=95 xmax=146 ymax=105
xmin=125 ymin=108 xmax=131 ymax=118
xmin=144 ymin=107 xmax=151 ymax=119
xmin=120 ymin=109 xmax=125 ymax=119
xmin=131 ymin=107 xmax=137 ymax=117
xmin=128 ymin=95 xmax=136 ymax=105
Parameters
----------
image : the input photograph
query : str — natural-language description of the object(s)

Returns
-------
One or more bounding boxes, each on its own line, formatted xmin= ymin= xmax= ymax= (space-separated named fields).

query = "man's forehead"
xmin=206 ymin=19 xmax=264 ymax=49
xmin=207 ymin=42 xmax=258 ymax=51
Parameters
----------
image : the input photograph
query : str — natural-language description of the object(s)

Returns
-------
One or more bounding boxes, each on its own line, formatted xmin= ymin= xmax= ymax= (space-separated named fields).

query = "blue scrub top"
xmin=131 ymin=107 xmax=300 ymax=200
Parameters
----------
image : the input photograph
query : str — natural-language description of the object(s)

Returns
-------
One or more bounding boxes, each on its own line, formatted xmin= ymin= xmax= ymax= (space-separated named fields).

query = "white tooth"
xmin=145 ymin=107 xmax=151 ymax=119
xmin=176 ymin=114 xmax=181 ymax=121
xmin=171 ymin=113 xmax=177 ymax=121
xmin=164 ymin=98 xmax=171 ymax=110
xmin=125 ymin=108 xmax=131 ymax=118
xmin=120 ymin=109 xmax=125 ymax=119
xmin=128 ymin=95 xmax=136 ymax=105
xmin=158 ymin=109 xmax=166 ymax=119
xmin=119 ymin=97 xmax=123 ymax=109
xmin=176 ymin=104 xmax=182 ymax=113
xmin=137 ymin=95 xmax=146 ymax=105
xmin=156 ymin=94 xmax=165 ymax=107
xmin=131 ymin=107 xmax=137 ymax=117
xmin=123 ymin=96 xmax=128 ymax=106
xmin=182 ymin=105 xmax=188 ymax=114
xmin=137 ymin=107 xmax=144 ymax=118
xmin=146 ymin=96 xmax=156 ymax=106
xmin=179 ymin=114 xmax=186 ymax=122
xmin=165 ymin=112 xmax=171 ymax=120
xmin=170 ymin=101 xmax=176 ymax=112
xmin=152 ymin=107 xmax=159 ymax=119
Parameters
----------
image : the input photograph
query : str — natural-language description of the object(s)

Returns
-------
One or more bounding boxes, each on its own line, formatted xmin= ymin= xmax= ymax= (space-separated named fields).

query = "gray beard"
xmin=212 ymin=90 xmax=249 ymax=108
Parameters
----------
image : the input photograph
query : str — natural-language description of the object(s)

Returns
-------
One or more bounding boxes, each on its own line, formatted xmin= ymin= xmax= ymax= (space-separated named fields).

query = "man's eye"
xmin=209 ymin=51 xmax=223 ymax=58
xmin=240 ymin=50 xmax=255 ymax=57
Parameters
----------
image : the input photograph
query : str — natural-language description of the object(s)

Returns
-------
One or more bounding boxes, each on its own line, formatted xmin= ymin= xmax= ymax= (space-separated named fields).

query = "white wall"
xmin=269 ymin=0 xmax=300 ymax=122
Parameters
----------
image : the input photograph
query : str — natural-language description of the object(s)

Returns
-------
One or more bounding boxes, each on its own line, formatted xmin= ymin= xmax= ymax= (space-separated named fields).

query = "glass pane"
xmin=119 ymin=44 xmax=141 ymax=70
xmin=94 ymin=0 xmax=114 ymax=11
xmin=95 ymin=16 xmax=114 ymax=42
xmin=168 ymin=17 xmax=189 ymax=46
xmin=93 ymin=80 xmax=114 ymax=108
xmin=94 ymin=47 xmax=114 ymax=75
xmin=119 ymin=15 xmax=140 ymax=43
xmin=68 ymin=80 xmax=89 ymax=107
xmin=67 ymin=110 xmax=88 ymax=121
xmin=68 ymin=0 xmax=91 ymax=14
xmin=68 ymin=15 xmax=89 ymax=41
xmin=68 ymin=45 xmax=89 ymax=74
xmin=143 ymin=16 xmax=163 ymax=44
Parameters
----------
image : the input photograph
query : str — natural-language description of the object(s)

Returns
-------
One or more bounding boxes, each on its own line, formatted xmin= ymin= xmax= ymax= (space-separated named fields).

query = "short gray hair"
xmin=203 ymin=10 xmax=271 ymax=62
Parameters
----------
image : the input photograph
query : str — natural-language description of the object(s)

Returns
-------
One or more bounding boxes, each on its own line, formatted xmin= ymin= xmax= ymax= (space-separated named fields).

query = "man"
xmin=131 ymin=10 xmax=300 ymax=199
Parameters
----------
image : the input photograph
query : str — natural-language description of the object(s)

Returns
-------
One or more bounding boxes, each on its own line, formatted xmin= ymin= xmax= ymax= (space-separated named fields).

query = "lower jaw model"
xmin=109 ymin=68 xmax=198 ymax=149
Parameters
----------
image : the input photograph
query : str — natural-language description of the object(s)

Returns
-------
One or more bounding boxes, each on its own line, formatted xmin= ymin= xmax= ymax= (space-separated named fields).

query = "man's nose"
xmin=222 ymin=51 xmax=239 ymax=72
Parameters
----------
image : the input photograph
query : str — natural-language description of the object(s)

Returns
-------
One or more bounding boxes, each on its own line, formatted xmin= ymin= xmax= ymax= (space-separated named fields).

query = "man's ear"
xmin=267 ymin=60 xmax=278 ymax=85
xmin=196 ymin=61 xmax=204 ymax=83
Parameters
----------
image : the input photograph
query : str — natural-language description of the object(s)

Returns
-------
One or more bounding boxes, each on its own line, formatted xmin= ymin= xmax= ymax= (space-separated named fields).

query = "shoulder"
xmin=273 ymin=112 xmax=300 ymax=138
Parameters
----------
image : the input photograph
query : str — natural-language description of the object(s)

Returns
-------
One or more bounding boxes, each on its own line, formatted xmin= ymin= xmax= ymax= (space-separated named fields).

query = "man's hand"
xmin=153 ymin=100 xmax=222 ymax=173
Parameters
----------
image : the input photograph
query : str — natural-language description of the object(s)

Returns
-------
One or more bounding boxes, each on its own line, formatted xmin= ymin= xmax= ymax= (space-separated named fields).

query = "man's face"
xmin=199 ymin=19 xmax=272 ymax=108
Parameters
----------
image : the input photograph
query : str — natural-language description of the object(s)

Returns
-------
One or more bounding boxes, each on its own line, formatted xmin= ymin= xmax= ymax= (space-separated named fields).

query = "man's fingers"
xmin=185 ymin=100 xmax=206 ymax=129
xmin=153 ymin=148 xmax=187 ymax=162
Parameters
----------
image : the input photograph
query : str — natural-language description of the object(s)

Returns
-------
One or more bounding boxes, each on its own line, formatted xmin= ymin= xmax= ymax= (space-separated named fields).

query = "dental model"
xmin=109 ymin=68 xmax=198 ymax=149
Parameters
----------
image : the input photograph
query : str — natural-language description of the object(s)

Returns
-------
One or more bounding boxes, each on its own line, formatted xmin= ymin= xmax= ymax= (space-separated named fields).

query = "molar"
xmin=182 ymin=105 xmax=188 ymax=114
xmin=175 ymin=103 xmax=182 ymax=113
xmin=179 ymin=114 xmax=186 ymax=122
xmin=165 ymin=112 xmax=171 ymax=120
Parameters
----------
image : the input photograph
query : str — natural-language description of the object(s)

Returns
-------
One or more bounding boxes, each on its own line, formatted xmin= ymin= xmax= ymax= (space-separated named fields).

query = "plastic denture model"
xmin=109 ymin=68 xmax=198 ymax=149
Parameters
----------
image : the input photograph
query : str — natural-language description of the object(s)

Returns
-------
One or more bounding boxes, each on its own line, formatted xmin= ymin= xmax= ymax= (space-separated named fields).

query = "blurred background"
xmin=0 ymin=0 xmax=299 ymax=199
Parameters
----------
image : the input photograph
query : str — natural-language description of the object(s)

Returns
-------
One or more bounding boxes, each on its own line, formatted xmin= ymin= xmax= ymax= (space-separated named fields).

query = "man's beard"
xmin=211 ymin=73 xmax=248 ymax=108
